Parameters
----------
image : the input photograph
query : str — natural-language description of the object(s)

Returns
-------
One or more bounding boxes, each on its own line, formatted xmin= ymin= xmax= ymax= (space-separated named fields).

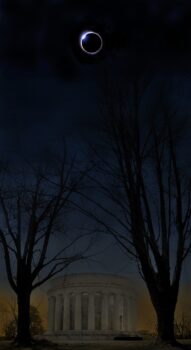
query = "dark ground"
xmin=1 ymin=339 xmax=191 ymax=350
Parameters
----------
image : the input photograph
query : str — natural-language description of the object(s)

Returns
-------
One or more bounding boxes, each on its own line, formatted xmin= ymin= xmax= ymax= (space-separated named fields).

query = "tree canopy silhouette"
xmin=0 ymin=153 xmax=89 ymax=346
xmin=82 ymin=80 xmax=191 ymax=347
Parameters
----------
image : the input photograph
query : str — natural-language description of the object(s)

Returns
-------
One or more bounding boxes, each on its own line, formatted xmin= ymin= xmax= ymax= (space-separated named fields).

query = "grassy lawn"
xmin=0 ymin=340 xmax=191 ymax=350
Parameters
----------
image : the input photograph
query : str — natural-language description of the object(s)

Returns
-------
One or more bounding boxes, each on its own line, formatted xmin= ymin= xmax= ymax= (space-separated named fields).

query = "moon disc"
xmin=80 ymin=31 xmax=103 ymax=55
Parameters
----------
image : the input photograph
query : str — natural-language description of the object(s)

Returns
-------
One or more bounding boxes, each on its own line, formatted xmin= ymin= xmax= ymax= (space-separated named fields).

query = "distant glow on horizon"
xmin=79 ymin=31 xmax=103 ymax=55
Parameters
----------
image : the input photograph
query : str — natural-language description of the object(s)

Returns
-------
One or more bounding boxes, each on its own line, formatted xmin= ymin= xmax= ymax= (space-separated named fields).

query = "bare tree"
xmin=0 ymin=154 xmax=89 ymax=346
xmin=175 ymin=312 xmax=191 ymax=339
xmin=81 ymin=81 xmax=191 ymax=346
xmin=3 ymin=299 xmax=44 ymax=340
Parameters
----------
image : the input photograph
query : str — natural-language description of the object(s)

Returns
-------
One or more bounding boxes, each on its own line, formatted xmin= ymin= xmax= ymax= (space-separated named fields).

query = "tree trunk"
xmin=16 ymin=289 xmax=32 ymax=346
xmin=141 ymin=262 xmax=180 ymax=346
xmin=156 ymin=304 xmax=176 ymax=345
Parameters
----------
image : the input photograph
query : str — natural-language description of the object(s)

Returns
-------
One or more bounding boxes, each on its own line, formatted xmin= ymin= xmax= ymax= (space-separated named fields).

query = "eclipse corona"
xmin=79 ymin=31 xmax=103 ymax=55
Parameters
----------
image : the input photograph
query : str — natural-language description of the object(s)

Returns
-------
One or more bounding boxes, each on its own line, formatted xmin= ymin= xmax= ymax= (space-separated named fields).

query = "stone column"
xmin=63 ymin=293 xmax=70 ymax=330
xmin=123 ymin=295 xmax=129 ymax=332
xmin=127 ymin=296 xmax=133 ymax=332
xmin=48 ymin=296 xmax=56 ymax=333
xmin=114 ymin=294 xmax=121 ymax=331
xmin=131 ymin=297 xmax=137 ymax=333
xmin=75 ymin=293 xmax=82 ymax=330
xmin=119 ymin=295 xmax=124 ymax=331
xmin=55 ymin=294 xmax=63 ymax=332
xmin=101 ymin=293 xmax=108 ymax=330
xmin=88 ymin=293 xmax=95 ymax=330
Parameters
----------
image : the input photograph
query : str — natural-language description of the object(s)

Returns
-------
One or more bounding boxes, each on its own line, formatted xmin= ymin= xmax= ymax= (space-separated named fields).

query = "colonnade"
xmin=48 ymin=291 xmax=135 ymax=333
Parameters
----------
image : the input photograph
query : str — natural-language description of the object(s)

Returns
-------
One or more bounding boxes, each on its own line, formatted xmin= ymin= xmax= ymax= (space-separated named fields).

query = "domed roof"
xmin=47 ymin=273 xmax=135 ymax=296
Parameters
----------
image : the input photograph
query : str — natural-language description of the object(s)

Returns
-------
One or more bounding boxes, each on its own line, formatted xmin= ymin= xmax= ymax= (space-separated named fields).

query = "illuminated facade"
xmin=47 ymin=273 xmax=137 ymax=340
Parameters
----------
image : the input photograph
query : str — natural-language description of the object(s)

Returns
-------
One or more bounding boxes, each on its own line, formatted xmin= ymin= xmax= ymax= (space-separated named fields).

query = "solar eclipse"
xmin=79 ymin=31 xmax=103 ymax=55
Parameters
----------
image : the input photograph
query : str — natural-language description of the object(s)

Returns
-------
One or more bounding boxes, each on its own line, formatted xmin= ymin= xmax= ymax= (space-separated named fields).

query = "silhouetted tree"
xmin=82 ymin=81 xmax=191 ymax=346
xmin=175 ymin=312 xmax=191 ymax=339
xmin=4 ymin=304 xmax=44 ymax=339
xmin=0 ymin=154 xmax=89 ymax=346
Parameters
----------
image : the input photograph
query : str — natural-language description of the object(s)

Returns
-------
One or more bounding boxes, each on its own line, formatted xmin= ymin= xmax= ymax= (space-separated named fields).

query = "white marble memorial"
xmin=47 ymin=273 xmax=137 ymax=340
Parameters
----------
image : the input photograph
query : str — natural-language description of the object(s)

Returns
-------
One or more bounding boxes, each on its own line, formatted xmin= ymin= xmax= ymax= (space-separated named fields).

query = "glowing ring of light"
xmin=79 ymin=31 xmax=103 ymax=55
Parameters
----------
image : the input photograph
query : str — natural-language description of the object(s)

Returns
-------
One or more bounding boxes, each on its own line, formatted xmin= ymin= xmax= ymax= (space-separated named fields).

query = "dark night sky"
xmin=0 ymin=0 xmax=191 ymax=293
xmin=1 ymin=0 xmax=191 ymax=156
